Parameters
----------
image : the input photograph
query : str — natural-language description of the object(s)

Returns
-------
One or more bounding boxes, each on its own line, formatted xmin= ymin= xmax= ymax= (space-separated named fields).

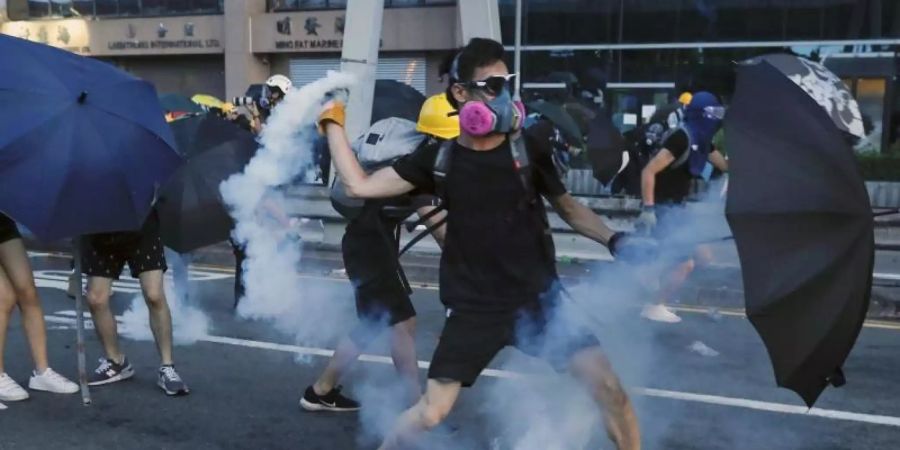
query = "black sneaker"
xmin=88 ymin=357 xmax=134 ymax=386
xmin=157 ymin=365 xmax=190 ymax=396
xmin=300 ymin=385 xmax=360 ymax=412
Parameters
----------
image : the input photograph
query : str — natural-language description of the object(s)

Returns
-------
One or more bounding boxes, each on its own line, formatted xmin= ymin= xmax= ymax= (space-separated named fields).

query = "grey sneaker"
xmin=88 ymin=357 xmax=134 ymax=386
xmin=158 ymin=366 xmax=189 ymax=396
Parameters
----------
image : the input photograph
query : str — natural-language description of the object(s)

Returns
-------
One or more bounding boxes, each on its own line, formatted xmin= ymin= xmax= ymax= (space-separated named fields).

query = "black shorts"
xmin=343 ymin=225 xmax=415 ymax=328
xmin=0 ymin=213 xmax=22 ymax=245
xmin=352 ymin=272 xmax=416 ymax=326
xmin=427 ymin=292 xmax=600 ymax=387
xmin=81 ymin=230 xmax=167 ymax=280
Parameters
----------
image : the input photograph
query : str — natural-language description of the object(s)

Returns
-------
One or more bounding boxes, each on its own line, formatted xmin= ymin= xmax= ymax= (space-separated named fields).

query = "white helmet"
xmin=265 ymin=74 xmax=292 ymax=95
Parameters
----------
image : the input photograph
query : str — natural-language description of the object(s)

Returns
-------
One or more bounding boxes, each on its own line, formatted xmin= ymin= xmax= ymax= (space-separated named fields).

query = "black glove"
xmin=608 ymin=232 xmax=659 ymax=264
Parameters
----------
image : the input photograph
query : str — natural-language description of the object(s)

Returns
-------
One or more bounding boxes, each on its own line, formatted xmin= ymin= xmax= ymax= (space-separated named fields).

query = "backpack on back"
xmin=330 ymin=117 xmax=427 ymax=220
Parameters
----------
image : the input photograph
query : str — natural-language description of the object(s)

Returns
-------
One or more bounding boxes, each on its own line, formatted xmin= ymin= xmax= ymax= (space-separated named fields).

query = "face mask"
xmin=458 ymin=88 xmax=525 ymax=136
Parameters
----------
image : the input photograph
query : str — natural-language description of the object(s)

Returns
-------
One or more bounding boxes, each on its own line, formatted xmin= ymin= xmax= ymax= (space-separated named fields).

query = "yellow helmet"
xmin=678 ymin=91 xmax=693 ymax=106
xmin=416 ymin=93 xmax=459 ymax=140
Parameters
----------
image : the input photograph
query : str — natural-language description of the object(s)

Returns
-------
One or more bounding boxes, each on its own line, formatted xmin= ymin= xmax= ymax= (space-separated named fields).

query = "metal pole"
xmin=339 ymin=0 xmax=385 ymax=141
xmin=513 ymin=0 xmax=522 ymax=98
xmin=330 ymin=0 xmax=385 ymax=186
xmin=73 ymin=240 xmax=91 ymax=405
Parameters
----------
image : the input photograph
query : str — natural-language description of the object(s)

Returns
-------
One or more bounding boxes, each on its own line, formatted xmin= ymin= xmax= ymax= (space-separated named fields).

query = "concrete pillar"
xmin=224 ymin=0 xmax=269 ymax=100
xmin=339 ymin=0 xmax=385 ymax=141
xmin=457 ymin=0 xmax=502 ymax=45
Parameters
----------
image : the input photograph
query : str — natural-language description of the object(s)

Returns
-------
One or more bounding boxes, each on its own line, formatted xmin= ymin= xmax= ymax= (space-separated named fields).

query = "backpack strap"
xmin=509 ymin=131 xmax=537 ymax=209
xmin=432 ymin=138 xmax=454 ymax=203
xmin=660 ymin=126 xmax=692 ymax=170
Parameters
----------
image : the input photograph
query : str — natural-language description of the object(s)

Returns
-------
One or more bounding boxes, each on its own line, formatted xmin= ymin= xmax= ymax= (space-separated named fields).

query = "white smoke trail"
xmin=219 ymin=71 xmax=357 ymax=351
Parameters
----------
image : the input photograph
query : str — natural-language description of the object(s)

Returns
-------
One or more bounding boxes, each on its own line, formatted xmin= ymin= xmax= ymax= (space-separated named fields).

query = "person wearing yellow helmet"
xmin=301 ymin=96 xmax=453 ymax=414
xmin=678 ymin=91 xmax=693 ymax=106
xmin=415 ymin=93 xmax=460 ymax=140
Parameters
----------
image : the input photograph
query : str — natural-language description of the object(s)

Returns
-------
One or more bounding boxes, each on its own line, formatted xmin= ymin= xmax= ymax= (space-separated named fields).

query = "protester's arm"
xmin=709 ymin=149 xmax=728 ymax=172
xmin=549 ymin=193 xmax=616 ymax=247
xmin=415 ymin=205 xmax=447 ymax=248
xmin=640 ymin=149 xmax=674 ymax=206
xmin=320 ymin=103 xmax=416 ymax=199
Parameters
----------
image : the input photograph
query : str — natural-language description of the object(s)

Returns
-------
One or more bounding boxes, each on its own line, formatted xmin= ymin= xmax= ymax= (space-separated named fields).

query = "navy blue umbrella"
xmin=0 ymin=34 xmax=182 ymax=241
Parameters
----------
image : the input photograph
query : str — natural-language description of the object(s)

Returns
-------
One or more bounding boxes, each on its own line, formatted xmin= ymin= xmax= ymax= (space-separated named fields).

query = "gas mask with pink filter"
xmin=456 ymin=74 xmax=526 ymax=136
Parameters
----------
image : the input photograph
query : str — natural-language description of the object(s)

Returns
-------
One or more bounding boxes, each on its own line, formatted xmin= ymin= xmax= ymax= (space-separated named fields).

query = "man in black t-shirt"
xmin=319 ymin=38 xmax=640 ymax=450
xmin=638 ymin=91 xmax=728 ymax=323
xmin=80 ymin=210 xmax=189 ymax=396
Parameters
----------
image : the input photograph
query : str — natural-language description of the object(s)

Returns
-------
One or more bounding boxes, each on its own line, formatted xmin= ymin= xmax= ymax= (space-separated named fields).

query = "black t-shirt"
xmin=392 ymin=133 xmax=566 ymax=313
xmin=655 ymin=129 xmax=693 ymax=204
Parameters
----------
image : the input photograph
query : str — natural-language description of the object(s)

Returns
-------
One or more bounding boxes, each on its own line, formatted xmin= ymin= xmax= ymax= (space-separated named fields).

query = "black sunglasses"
xmin=461 ymin=74 xmax=517 ymax=96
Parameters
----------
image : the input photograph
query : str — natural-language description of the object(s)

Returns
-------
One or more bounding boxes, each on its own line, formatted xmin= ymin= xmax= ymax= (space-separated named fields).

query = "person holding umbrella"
xmin=0 ymin=213 xmax=80 ymax=409
xmin=80 ymin=210 xmax=189 ymax=396
xmin=320 ymin=38 xmax=642 ymax=450
xmin=636 ymin=91 xmax=728 ymax=323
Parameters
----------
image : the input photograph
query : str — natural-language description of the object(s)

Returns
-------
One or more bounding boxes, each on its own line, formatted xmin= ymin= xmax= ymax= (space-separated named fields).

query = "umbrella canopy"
xmin=157 ymin=114 xmax=257 ymax=252
xmin=0 ymin=34 xmax=181 ymax=241
xmin=159 ymin=93 xmax=204 ymax=114
xmin=724 ymin=54 xmax=874 ymax=407
xmin=526 ymin=99 xmax=584 ymax=147
xmin=584 ymin=111 xmax=628 ymax=186
xmin=371 ymin=80 xmax=426 ymax=124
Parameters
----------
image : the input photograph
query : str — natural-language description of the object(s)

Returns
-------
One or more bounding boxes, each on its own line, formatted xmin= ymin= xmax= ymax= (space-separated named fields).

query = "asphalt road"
xmin=1 ymin=253 xmax=899 ymax=450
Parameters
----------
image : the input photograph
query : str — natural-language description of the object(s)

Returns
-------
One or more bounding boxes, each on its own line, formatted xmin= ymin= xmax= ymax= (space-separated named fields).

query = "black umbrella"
xmin=159 ymin=93 xmax=204 ymax=114
xmin=157 ymin=114 xmax=257 ymax=252
xmin=584 ymin=111 xmax=627 ymax=186
xmin=725 ymin=54 xmax=873 ymax=407
xmin=526 ymin=99 xmax=584 ymax=147
xmin=371 ymin=79 xmax=426 ymax=124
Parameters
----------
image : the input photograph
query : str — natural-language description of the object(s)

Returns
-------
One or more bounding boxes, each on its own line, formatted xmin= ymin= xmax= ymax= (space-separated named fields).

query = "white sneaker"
xmin=641 ymin=304 xmax=682 ymax=323
xmin=0 ymin=373 xmax=29 ymax=401
xmin=29 ymin=368 xmax=80 ymax=394
xmin=0 ymin=401 xmax=6 ymax=410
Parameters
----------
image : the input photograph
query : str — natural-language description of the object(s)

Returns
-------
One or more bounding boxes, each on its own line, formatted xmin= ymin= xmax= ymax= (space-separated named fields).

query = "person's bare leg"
xmin=0 ymin=266 xmax=16 ymax=374
xmin=390 ymin=317 xmax=421 ymax=403
xmin=569 ymin=347 xmax=640 ymax=450
xmin=85 ymin=277 xmax=122 ymax=362
xmin=313 ymin=335 xmax=363 ymax=395
xmin=378 ymin=379 xmax=462 ymax=450
xmin=0 ymin=239 xmax=49 ymax=372
xmin=657 ymin=258 xmax=695 ymax=307
xmin=139 ymin=270 xmax=174 ymax=366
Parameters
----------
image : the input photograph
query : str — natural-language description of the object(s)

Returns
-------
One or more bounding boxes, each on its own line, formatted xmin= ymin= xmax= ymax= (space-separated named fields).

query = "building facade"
xmin=1 ymin=0 xmax=459 ymax=102
xmin=498 ymin=0 xmax=900 ymax=153
xmin=3 ymin=1 xmax=899 ymax=153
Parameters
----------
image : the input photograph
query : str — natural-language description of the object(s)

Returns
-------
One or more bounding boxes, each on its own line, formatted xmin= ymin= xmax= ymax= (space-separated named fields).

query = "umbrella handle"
xmin=73 ymin=242 xmax=92 ymax=406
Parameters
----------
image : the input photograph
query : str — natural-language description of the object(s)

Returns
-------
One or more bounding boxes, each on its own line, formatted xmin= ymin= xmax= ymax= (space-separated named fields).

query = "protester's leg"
xmin=569 ymin=347 xmax=641 ymax=450
xmin=377 ymin=379 xmax=462 ymax=450
xmin=231 ymin=240 xmax=246 ymax=307
xmin=659 ymin=258 xmax=695 ymax=305
xmin=390 ymin=316 xmax=421 ymax=402
xmin=164 ymin=247 xmax=189 ymax=305
xmin=0 ymin=265 xmax=16 ymax=375
xmin=138 ymin=270 xmax=174 ymax=366
xmin=0 ymin=239 xmax=49 ymax=372
xmin=86 ymin=276 xmax=122 ymax=361
xmin=312 ymin=334 xmax=363 ymax=396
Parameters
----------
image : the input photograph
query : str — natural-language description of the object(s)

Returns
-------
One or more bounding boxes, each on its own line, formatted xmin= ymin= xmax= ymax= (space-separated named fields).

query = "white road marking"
xmin=43 ymin=313 xmax=900 ymax=427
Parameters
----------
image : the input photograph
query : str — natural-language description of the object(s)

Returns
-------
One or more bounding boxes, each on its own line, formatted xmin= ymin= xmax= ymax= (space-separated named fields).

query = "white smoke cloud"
xmin=119 ymin=278 xmax=210 ymax=345
xmin=220 ymin=71 xmax=358 ymax=351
